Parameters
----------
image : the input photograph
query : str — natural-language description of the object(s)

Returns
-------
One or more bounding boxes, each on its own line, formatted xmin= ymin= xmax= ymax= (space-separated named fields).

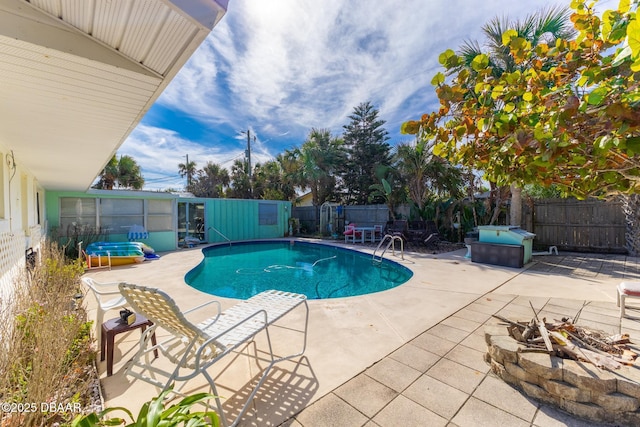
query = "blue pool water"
xmin=185 ymin=240 xmax=413 ymax=299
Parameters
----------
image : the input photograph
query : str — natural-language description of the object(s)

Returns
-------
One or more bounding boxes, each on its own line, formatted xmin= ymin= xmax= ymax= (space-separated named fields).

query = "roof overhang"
xmin=0 ymin=0 xmax=227 ymax=191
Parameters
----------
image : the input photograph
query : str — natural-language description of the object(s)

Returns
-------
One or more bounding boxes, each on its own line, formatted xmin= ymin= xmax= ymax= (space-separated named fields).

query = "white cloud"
xmin=163 ymin=0 xmax=569 ymax=133
xmin=119 ymin=125 xmax=244 ymax=190
xmin=122 ymin=0 xmax=572 ymax=188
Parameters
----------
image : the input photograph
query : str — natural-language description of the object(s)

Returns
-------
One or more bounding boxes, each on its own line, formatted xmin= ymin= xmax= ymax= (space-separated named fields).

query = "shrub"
xmin=71 ymin=388 xmax=220 ymax=427
xmin=0 ymin=241 xmax=95 ymax=427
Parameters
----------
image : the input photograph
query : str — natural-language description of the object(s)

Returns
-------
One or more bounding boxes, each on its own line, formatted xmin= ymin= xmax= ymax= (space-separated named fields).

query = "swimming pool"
xmin=185 ymin=240 xmax=413 ymax=299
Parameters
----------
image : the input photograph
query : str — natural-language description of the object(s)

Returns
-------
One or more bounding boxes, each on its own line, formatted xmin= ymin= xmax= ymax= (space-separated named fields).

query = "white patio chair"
xmin=118 ymin=283 xmax=309 ymax=427
xmin=81 ymin=277 xmax=128 ymax=332
xmin=343 ymin=223 xmax=361 ymax=243
xmin=373 ymin=224 xmax=384 ymax=242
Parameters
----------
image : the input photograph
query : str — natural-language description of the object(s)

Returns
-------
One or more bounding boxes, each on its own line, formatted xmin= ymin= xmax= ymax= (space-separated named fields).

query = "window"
xmin=60 ymin=197 xmax=174 ymax=235
xmin=99 ymin=199 xmax=144 ymax=232
xmin=147 ymin=199 xmax=173 ymax=231
xmin=60 ymin=198 xmax=97 ymax=233
xmin=258 ymin=203 xmax=278 ymax=225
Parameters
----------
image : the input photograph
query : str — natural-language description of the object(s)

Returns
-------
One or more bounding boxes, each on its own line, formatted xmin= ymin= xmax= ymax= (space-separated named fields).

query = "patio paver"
xmin=85 ymin=245 xmax=638 ymax=426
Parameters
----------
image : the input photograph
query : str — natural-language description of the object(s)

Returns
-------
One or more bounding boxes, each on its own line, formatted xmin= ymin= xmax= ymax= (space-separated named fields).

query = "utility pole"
xmin=245 ymin=130 xmax=252 ymax=181
xmin=243 ymin=130 xmax=253 ymax=198
xmin=186 ymin=153 xmax=190 ymax=188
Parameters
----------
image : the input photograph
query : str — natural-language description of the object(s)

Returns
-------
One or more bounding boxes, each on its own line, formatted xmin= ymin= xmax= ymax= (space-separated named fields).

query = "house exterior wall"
xmin=0 ymin=144 xmax=45 ymax=299
xmin=295 ymin=192 xmax=313 ymax=207
xmin=0 ymin=0 xmax=228 ymax=301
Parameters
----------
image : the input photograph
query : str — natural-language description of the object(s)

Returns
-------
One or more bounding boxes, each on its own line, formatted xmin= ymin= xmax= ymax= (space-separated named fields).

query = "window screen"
xmin=258 ymin=203 xmax=278 ymax=225
xmin=59 ymin=198 xmax=97 ymax=232
xmin=147 ymin=199 xmax=173 ymax=231
xmin=100 ymin=199 xmax=144 ymax=232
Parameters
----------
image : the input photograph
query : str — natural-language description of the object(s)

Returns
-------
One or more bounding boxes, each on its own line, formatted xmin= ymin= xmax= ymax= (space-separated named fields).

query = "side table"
xmin=101 ymin=313 xmax=158 ymax=376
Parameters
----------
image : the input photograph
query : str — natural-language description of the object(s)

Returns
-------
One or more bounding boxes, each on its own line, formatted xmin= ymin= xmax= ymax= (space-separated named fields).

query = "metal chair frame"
xmin=118 ymin=284 xmax=309 ymax=427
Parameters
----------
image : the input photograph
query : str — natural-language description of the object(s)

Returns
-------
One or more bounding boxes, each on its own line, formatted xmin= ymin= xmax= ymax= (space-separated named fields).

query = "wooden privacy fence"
xmin=293 ymin=206 xmax=320 ymax=234
xmin=521 ymin=198 xmax=626 ymax=254
xmin=293 ymin=199 xmax=627 ymax=253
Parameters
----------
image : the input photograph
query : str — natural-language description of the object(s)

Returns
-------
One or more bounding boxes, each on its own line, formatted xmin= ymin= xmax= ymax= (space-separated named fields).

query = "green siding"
xmin=204 ymin=199 xmax=290 ymax=243
xmin=46 ymin=190 xmax=291 ymax=252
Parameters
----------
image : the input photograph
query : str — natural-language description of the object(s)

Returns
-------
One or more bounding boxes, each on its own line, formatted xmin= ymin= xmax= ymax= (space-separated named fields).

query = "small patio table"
xmin=101 ymin=313 xmax=158 ymax=376
xmin=354 ymin=226 xmax=376 ymax=243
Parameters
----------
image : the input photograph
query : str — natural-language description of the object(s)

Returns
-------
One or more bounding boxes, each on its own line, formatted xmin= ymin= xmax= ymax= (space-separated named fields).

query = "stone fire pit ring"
xmin=485 ymin=324 xmax=640 ymax=425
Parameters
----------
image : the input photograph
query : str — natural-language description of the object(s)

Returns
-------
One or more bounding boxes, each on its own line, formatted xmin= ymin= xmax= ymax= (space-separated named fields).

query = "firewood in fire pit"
xmin=492 ymin=311 xmax=639 ymax=371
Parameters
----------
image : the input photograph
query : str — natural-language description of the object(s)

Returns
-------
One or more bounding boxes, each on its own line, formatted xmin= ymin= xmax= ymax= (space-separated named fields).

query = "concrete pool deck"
xmin=83 ymin=239 xmax=640 ymax=426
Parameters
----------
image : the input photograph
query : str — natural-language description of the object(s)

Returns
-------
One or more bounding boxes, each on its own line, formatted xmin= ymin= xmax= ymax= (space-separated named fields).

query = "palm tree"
xmin=178 ymin=157 xmax=197 ymax=190
xmin=252 ymin=160 xmax=294 ymax=200
xmin=94 ymin=155 xmax=144 ymax=190
xmin=396 ymin=141 xmax=430 ymax=214
xmin=295 ymin=129 xmax=347 ymax=206
xmin=455 ymin=6 xmax=575 ymax=225
xmin=117 ymin=155 xmax=144 ymax=189
xmin=395 ymin=139 xmax=463 ymax=221
xmin=227 ymin=159 xmax=252 ymax=199
xmin=190 ymin=162 xmax=230 ymax=198
xmin=457 ymin=6 xmax=575 ymax=76
xmin=95 ymin=156 xmax=118 ymax=190
xmin=368 ymin=164 xmax=406 ymax=219
xmin=275 ymin=151 xmax=300 ymax=202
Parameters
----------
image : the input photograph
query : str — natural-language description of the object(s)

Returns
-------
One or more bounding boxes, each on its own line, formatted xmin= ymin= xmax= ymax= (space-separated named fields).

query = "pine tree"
xmin=341 ymin=102 xmax=392 ymax=205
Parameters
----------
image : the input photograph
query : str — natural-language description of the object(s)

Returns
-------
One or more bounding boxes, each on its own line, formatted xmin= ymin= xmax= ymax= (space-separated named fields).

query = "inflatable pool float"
xmin=87 ymin=253 xmax=145 ymax=267
xmin=87 ymin=241 xmax=155 ymax=254
xmin=85 ymin=242 xmax=151 ymax=267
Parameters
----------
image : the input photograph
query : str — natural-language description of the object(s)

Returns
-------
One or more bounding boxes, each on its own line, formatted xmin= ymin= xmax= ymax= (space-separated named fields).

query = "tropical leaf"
xmin=613 ymin=44 xmax=634 ymax=67
xmin=586 ymin=87 xmax=608 ymax=105
xmin=628 ymin=16 xmax=640 ymax=59
xmin=627 ymin=137 xmax=640 ymax=155
xmin=438 ymin=49 xmax=456 ymax=66
xmin=431 ymin=72 xmax=445 ymax=86
xmin=501 ymin=29 xmax=518 ymax=45
xmin=402 ymin=1 xmax=640 ymax=198
xmin=471 ymin=54 xmax=489 ymax=71
xmin=619 ymin=0 xmax=631 ymax=13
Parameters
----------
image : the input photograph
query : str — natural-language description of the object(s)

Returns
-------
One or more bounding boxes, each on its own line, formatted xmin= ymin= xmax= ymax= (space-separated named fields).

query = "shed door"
xmin=177 ymin=202 xmax=205 ymax=246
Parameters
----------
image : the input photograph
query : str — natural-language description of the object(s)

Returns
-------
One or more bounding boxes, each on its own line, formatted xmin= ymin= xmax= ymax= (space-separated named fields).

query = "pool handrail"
xmin=373 ymin=234 xmax=404 ymax=262
xmin=208 ymin=226 xmax=231 ymax=246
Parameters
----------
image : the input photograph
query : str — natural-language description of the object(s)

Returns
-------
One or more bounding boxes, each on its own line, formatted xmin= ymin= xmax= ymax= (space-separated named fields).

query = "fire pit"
xmin=485 ymin=310 xmax=640 ymax=425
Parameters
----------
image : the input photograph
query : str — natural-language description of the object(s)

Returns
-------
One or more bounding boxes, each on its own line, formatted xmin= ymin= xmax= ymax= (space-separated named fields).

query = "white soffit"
xmin=0 ymin=0 xmax=227 ymax=190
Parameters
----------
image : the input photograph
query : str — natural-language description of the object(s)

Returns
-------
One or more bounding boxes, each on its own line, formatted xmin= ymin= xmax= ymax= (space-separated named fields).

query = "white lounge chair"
xmin=118 ymin=283 xmax=308 ymax=427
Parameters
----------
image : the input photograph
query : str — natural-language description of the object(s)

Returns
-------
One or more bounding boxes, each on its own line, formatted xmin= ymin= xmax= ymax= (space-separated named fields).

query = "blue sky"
xmin=117 ymin=0 xmax=577 ymax=191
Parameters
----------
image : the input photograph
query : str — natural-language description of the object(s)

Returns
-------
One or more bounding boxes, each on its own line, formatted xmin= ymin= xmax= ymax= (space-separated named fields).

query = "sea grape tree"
xmin=402 ymin=0 xmax=640 ymax=199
